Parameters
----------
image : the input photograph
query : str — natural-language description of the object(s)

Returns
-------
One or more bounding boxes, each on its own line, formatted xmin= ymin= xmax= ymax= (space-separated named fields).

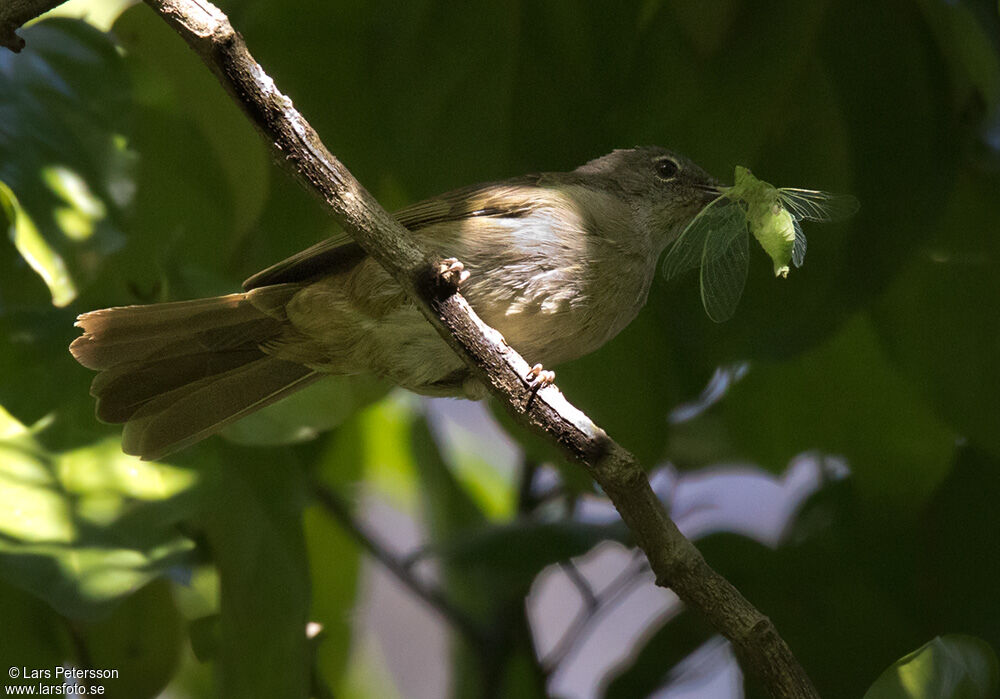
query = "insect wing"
xmin=777 ymin=188 xmax=860 ymax=222
xmin=700 ymin=213 xmax=750 ymax=322
xmin=792 ymin=218 xmax=807 ymax=268
xmin=662 ymin=196 xmax=744 ymax=281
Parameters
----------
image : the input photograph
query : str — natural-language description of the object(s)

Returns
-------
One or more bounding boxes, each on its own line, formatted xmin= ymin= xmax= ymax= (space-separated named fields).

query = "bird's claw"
xmin=525 ymin=363 xmax=555 ymax=389
xmin=437 ymin=258 xmax=470 ymax=287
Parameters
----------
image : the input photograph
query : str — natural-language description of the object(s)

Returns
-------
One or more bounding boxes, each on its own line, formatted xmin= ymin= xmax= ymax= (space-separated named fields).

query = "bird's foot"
xmin=525 ymin=363 xmax=555 ymax=389
xmin=437 ymin=258 xmax=470 ymax=287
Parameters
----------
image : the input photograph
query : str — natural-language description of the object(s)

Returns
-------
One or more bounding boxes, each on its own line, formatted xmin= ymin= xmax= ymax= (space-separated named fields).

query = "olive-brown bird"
xmin=70 ymin=147 xmax=718 ymax=460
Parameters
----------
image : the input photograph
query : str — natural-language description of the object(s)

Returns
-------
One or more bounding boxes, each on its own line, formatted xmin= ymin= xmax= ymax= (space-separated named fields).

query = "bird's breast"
xmin=460 ymin=243 xmax=653 ymax=367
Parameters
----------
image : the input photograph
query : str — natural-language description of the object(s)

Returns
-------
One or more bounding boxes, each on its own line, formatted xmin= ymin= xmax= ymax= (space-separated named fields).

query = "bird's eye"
xmin=654 ymin=157 xmax=680 ymax=180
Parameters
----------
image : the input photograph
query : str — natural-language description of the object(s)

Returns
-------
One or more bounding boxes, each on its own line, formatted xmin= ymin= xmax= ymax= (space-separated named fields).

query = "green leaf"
xmin=0 ymin=180 xmax=76 ymax=307
xmin=412 ymin=413 xmax=487 ymax=542
xmin=495 ymin=647 xmax=547 ymax=699
xmin=113 ymin=6 xmax=269 ymax=241
xmin=83 ymin=580 xmax=184 ymax=699
xmin=712 ymin=313 xmax=956 ymax=510
xmin=487 ymin=402 xmax=593 ymax=495
xmin=555 ymin=302 xmax=687 ymax=468
xmin=188 ymin=614 xmax=221 ymax=663
xmin=201 ymin=444 xmax=311 ymax=699
xmin=427 ymin=403 xmax=519 ymax=519
xmin=864 ymin=635 xmax=999 ymax=699
xmin=434 ymin=520 xmax=626 ymax=597
xmin=303 ymin=504 xmax=359 ymax=693
xmin=648 ymin=0 xmax=957 ymax=374
xmin=355 ymin=395 xmax=422 ymax=511
xmin=0 ymin=412 xmax=200 ymax=619
xmin=918 ymin=448 xmax=1000 ymax=661
xmin=874 ymin=172 xmax=1000 ymax=457
xmin=0 ymin=578 xmax=71 ymax=671
xmin=604 ymin=609 xmax=715 ymax=699
xmin=914 ymin=0 xmax=1000 ymax=112
xmin=695 ymin=521 xmax=923 ymax=698
xmin=39 ymin=0 xmax=135 ymax=32
xmin=221 ymin=374 xmax=389 ymax=447
xmin=0 ymin=19 xmax=133 ymax=306
xmin=0 ymin=308 xmax=117 ymax=451
xmin=668 ymin=0 xmax=742 ymax=56
xmin=303 ymin=423 xmax=369 ymax=692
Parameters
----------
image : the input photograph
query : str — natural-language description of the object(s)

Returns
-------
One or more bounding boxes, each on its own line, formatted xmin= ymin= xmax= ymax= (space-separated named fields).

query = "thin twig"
xmin=517 ymin=456 xmax=539 ymax=515
xmin=541 ymin=553 xmax=650 ymax=672
xmin=559 ymin=560 xmax=599 ymax=610
xmin=62 ymin=619 xmax=99 ymax=694
xmin=311 ymin=482 xmax=489 ymax=649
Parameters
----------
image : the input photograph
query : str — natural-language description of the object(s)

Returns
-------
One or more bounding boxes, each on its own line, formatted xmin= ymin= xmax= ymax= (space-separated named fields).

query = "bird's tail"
xmin=69 ymin=285 xmax=320 ymax=460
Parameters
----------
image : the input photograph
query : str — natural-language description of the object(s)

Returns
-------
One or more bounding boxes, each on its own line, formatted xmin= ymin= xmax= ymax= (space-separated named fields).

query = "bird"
xmin=69 ymin=146 xmax=719 ymax=460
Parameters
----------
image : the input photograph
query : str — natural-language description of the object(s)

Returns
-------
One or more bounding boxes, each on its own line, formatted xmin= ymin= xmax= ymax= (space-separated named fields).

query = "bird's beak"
xmin=695 ymin=182 xmax=723 ymax=202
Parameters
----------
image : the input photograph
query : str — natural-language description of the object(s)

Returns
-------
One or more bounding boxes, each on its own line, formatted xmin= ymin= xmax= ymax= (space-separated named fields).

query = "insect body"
xmin=662 ymin=166 xmax=859 ymax=322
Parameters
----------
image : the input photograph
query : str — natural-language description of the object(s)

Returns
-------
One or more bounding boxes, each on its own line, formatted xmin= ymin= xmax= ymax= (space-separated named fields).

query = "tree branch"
xmin=8 ymin=1 xmax=820 ymax=695
xmin=542 ymin=553 xmax=649 ymax=673
xmin=0 ymin=0 xmax=64 ymax=51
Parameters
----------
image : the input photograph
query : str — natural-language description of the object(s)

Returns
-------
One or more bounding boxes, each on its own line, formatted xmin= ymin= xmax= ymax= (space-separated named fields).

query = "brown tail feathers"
xmin=70 ymin=285 xmax=320 ymax=460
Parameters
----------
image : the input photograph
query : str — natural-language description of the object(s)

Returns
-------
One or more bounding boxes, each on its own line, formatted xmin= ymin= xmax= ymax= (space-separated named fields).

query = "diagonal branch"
xmin=311 ymin=482 xmax=490 ymax=650
xmin=5 ymin=2 xmax=820 ymax=696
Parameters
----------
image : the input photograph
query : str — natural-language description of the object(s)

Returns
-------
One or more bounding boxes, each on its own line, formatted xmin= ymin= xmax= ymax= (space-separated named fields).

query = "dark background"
xmin=1 ymin=0 xmax=998 ymax=697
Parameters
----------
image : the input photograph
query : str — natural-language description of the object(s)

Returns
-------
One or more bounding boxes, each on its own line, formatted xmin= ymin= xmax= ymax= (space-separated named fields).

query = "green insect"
xmin=663 ymin=166 xmax=859 ymax=322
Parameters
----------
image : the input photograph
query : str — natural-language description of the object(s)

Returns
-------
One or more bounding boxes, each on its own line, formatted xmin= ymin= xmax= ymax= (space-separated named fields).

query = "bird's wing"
xmin=241 ymin=232 xmax=367 ymax=290
xmin=242 ymin=175 xmax=543 ymax=290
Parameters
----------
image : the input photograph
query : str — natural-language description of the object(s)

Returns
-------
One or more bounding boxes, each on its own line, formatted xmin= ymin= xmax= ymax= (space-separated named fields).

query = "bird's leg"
xmin=525 ymin=363 xmax=555 ymax=389
xmin=436 ymin=258 xmax=470 ymax=286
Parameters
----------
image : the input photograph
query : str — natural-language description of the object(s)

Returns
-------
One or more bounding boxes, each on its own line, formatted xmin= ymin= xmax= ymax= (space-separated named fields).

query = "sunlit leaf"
xmin=37 ymin=0 xmax=136 ymax=32
xmin=863 ymin=635 xmax=999 ymax=699
xmin=0 ymin=536 xmax=194 ymax=620
xmin=0 ymin=416 xmax=199 ymax=618
xmin=56 ymin=438 xmax=196 ymax=500
xmin=348 ymin=394 xmax=421 ymax=511
xmin=0 ymin=181 xmax=76 ymax=306
xmin=426 ymin=400 xmax=519 ymax=519
xmin=0 ymin=19 xmax=133 ymax=304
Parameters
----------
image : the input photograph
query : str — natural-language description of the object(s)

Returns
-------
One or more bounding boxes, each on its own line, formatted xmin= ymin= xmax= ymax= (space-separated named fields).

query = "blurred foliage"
xmin=1 ymin=0 xmax=999 ymax=697
xmin=0 ymin=407 xmax=197 ymax=620
xmin=863 ymin=634 xmax=999 ymax=699
xmin=0 ymin=19 xmax=133 ymax=308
